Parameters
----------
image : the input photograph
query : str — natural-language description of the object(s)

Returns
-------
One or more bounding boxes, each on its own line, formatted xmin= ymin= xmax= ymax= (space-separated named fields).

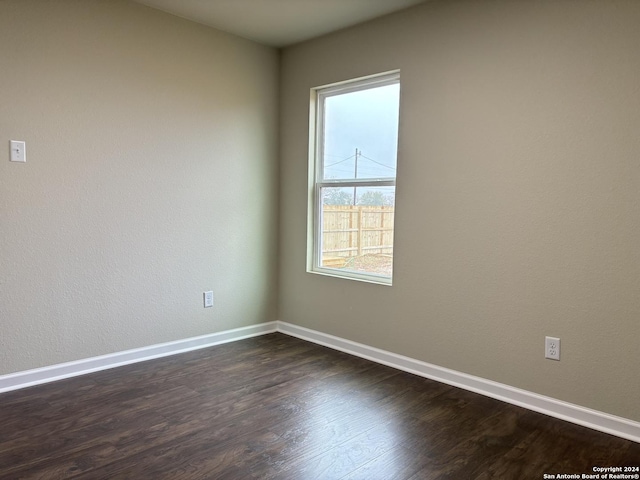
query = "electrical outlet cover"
xmin=545 ymin=336 xmax=561 ymax=361
xmin=204 ymin=291 xmax=213 ymax=308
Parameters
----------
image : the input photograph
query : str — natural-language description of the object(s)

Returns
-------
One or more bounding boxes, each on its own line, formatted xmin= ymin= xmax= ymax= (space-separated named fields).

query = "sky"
xmin=323 ymin=83 xmax=400 ymax=181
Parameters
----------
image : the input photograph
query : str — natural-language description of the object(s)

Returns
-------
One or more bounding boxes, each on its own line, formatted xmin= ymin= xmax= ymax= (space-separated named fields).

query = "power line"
xmin=323 ymin=150 xmax=396 ymax=173
xmin=324 ymin=153 xmax=356 ymax=168
xmin=359 ymin=154 xmax=396 ymax=171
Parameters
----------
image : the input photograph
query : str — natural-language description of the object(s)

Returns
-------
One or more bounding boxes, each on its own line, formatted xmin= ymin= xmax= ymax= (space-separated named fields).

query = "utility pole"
xmin=353 ymin=148 xmax=360 ymax=205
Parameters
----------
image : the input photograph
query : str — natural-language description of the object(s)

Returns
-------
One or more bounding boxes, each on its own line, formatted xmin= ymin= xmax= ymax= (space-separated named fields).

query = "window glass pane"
xmin=320 ymin=186 xmax=395 ymax=277
xmin=323 ymin=83 xmax=399 ymax=180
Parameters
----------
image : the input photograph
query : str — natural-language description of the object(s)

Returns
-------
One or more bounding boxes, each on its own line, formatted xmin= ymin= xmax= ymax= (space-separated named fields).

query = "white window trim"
xmin=307 ymin=71 xmax=400 ymax=286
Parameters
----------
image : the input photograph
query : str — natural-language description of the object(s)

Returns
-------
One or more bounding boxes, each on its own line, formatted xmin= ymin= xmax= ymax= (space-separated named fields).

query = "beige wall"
xmin=0 ymin=0 xmax=279 ymax=374
xmin=280 ymin=0 xmax=640 ymax=421
xmin=2 ymin=0 xmax=639 ymax=425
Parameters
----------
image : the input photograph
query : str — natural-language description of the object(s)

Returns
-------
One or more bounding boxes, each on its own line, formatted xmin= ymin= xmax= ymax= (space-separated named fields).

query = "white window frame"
xmin=307 ymin=71 xmax=400 ymax=285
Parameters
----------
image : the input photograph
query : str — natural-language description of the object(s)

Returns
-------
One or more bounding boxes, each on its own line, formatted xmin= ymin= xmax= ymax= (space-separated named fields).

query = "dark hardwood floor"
xmin=0 ymin=333 xmax=638 ymax=479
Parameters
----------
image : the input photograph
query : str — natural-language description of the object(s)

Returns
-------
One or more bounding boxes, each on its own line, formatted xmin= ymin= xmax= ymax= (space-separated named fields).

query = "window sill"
xmin=307 ymin=267 xmax=393 ymax=286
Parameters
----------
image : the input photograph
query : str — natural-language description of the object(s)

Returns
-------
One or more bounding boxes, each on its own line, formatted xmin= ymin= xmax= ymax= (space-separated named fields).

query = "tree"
xmin=357 ymin=190 xmax=394 ymax=206
xmin=322 ymin=188 xmax=354 ymax=205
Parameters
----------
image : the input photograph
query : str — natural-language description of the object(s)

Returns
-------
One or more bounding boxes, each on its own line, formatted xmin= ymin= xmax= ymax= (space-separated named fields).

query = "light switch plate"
xmin=10 ymin=140 xmax=26 ymax=162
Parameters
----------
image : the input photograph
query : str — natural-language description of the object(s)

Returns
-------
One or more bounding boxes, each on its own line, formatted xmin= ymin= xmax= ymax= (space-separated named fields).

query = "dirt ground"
xmin=342 ymin=254 xmax=393 ymax=277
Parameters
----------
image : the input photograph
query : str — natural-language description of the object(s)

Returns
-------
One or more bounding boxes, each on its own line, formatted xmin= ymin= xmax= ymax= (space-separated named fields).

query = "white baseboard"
xmin=0 ymin=322 xmax=277 ymax=394
xmin=276 ymin=321 xmax=640 ymax=444
xmin=2 ymin=319 xmax=638 ymax=444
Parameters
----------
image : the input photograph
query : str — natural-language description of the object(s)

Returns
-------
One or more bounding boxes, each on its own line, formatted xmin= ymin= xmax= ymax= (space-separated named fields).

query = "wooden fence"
xmin=321 ymin=205 xmax=394 ymax=267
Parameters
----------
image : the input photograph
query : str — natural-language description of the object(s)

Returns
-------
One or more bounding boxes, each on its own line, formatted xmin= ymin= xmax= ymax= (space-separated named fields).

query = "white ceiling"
xmin=135 ymin=0 xmax=427 ymax=47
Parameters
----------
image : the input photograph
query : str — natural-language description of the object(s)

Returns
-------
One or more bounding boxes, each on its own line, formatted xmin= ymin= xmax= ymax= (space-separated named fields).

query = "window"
xmin=308 ymin=71 xmax=400 ymax=285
